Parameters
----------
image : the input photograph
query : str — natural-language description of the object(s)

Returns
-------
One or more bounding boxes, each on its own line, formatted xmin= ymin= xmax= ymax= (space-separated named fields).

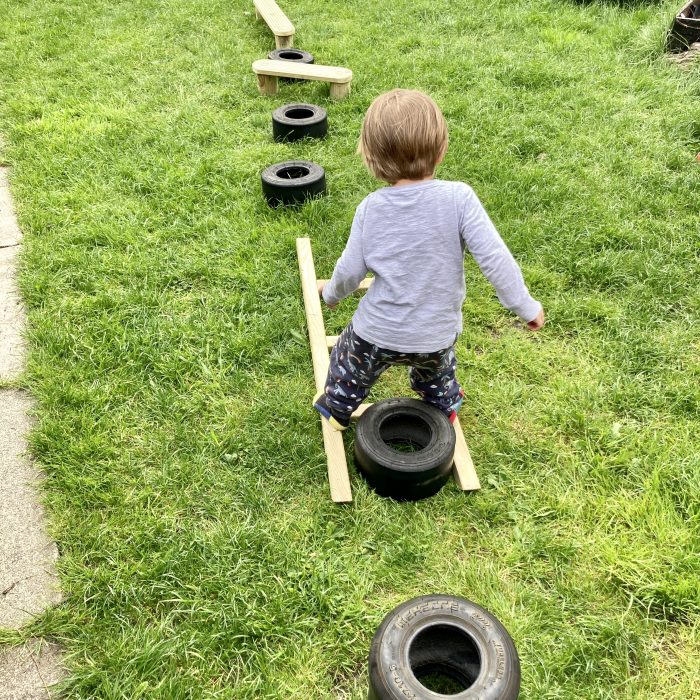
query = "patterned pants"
xmin=323 ymin=323 xmax=462 ymax=421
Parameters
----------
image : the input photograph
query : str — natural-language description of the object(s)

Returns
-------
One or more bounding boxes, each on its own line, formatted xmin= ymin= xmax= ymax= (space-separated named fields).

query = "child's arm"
xmin=321 ymin=201 xmax=369 ymax=307
xmin=459 ymin=186 xmax=543 ymax=327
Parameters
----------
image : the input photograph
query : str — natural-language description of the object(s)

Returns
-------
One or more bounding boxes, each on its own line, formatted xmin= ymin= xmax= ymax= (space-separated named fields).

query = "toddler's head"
xmin=358 ymin=89 xmax=448 ymax=184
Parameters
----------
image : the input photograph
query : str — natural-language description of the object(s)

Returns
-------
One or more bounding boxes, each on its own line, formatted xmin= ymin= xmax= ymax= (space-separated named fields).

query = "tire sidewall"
xmin=272 ymin=103 xmax=328 ymax=142
xmin=369 ymin=596 xmax=521 ymax=700
xmin=354 ymin=399 xmax=455 ymax=486
xmin=261 ymin=160 xmax=326 ymax=206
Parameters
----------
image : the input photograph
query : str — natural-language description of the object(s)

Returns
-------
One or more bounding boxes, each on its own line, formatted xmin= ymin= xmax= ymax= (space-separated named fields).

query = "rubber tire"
xmin=267 ymin=47 xmax=315 ymax=64
xmin=272 ymin=103 xmax=328 ymax=142
xmin=667 ymin=3 xmax=700 ymax=52
xmin=368 ymin=595 xmax=521 ymax=700
xmin=267 ymin=48 xmax=315 ymax=83
xmin=261 ymin=160 xmax=326 ymax=207
xmin=354 ymin=398 xmax=455 ymax=501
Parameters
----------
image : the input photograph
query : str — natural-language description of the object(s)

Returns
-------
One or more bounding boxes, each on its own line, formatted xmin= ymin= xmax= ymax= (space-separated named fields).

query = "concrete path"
xmin=0 ymin=166 xmax=65 ymax=698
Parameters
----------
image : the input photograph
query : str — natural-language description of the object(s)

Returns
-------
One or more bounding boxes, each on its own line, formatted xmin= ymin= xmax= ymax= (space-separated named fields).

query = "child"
xmin=314 ymin=89 xmax=544 ymax=431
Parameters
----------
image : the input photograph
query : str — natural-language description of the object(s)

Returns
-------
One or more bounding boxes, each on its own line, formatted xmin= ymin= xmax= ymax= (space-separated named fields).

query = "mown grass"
xmin=0 ymin=0 xmax=698 ymax=697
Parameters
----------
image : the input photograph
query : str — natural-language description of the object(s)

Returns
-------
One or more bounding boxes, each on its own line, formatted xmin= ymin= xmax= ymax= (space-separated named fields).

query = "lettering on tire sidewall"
xmin=394 ymin=598 xmax=460 ymax=630
xmin=389 ymin=664 xmax=418 ymax=699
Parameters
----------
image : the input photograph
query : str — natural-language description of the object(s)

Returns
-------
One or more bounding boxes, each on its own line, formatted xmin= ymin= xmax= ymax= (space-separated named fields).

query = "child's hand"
xmin=317 ymin=280 xmax=337 ymax=309
xmin=526 ymin=308 xmax=545 ymax=330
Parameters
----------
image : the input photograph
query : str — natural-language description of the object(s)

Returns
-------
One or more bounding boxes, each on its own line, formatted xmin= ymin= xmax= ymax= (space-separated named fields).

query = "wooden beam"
xmin=253 ymin=60 xmax=353 ymax=100
xmin=256 ymin=73 xmax=278 ymax=96
xmin=296 ymin=238 xmax=352 ymax=502
xmin=452 ymin=416 xmax=480 ymax=491
xmin=275 ymin=34 xmax=293 ymax=49
xmin=253 ymin=59 xmax=352 ymax=83
xmin=253 ymin=0 xmax=295 ymax=44
xmin=317 ymin=277 xmax=373 ymax=291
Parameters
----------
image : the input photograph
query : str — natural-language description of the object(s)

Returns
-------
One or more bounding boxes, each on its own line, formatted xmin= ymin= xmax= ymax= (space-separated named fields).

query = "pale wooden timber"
xmin=252 ymin=60 xmax=353 ymax=99
xmin=317 ymin=277 xmax=373 ymax=291
xmin=350 ymin=403 xmax=372 ymax=419
xmin=326 ymin=335 xmax=338 ymax=348
xmin=253 ymin=0 xmax=294 ymax=49
xmin=297 ymin=238 xmax=352 ymax=502
xmin=451 ymin=416 xmax=480 ymax=491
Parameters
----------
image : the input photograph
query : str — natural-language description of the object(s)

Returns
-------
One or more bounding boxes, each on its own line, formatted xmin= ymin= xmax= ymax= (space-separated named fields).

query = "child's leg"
xmin=314 ymin=324 xmax=390 ymax=429
xmin=409 ymin=346 xmax=463 ymax=420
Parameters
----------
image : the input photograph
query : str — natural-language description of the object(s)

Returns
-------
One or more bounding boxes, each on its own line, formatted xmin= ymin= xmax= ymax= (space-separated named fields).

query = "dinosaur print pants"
xmin=323 ymin=323 xmax=462 ymax=421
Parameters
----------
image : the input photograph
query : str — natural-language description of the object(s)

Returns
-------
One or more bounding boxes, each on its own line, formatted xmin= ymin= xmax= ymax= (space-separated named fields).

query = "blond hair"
xmin=358 ymin=89 xmax=448 ymax=183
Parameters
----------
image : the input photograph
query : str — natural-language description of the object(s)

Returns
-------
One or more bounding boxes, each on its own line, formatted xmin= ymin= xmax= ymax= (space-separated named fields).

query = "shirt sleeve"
xmin=322 ymin=200 xmax=369 ymax=306
xmin=458 ymin=185 xmax=542 ymax=323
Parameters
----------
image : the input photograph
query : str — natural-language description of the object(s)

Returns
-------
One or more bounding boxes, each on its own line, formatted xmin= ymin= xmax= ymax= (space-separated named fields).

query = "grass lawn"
xmin=1 ymin=0 xmax=699 ymax=697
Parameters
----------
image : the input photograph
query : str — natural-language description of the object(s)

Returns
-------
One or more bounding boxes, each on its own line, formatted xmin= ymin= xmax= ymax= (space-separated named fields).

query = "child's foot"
xmin=313 ymin=391 xmax=350 ymax=431
xmin=447 ymin=389 xmax=465 ymax=424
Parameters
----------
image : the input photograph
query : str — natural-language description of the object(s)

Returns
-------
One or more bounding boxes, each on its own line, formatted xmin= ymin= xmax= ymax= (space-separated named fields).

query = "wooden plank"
xmin=317 ymin=277 xmax=373 ymax=291
xmin=330 ymin=82 xmax=351 ymax=100
xmin=253 ymin=0 xmax=295 ymax=37
xmin=275 ymin=34 xmax=293 ymax=49
xmin=296 ymin=238 xmax=352 ymax=503
xmin=253 ymin=59 xmax=352 ymax=83
xmin=326 ymin=335 xmax=338 ymax=348
xmin=351 ymin=403 xmax=372 ymax=419
xmin=452 ymin=416 xmax=480 ymax=491
xmin=256 ymin=73 xmax=278 ymax=96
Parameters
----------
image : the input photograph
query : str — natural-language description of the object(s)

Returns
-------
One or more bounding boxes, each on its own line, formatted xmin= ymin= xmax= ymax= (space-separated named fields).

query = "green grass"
xmin=1 ymin=0 xmax=699 ymax=697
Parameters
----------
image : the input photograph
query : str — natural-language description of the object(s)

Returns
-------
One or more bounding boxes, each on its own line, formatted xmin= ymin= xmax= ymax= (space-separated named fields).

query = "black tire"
xmin=267 ymin=48 xmax=315 ymax=64
xmin=368 ymin=595 xmax=521 ymax=700
xmin=272 ymin=103 xmax=328 ymax=142
xmin=354 ymin=398 xmax=455 ymax=501
xmin=261 ymin=160 xmax=326 ymax=207
xmin=267 ymin=48 xmax=315 ymax=83
xmin=667 ymin=2 xmax=700 ymax=52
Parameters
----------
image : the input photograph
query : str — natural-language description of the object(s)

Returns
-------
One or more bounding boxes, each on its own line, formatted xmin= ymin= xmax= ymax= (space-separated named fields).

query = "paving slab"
xmin=1 ymin=166 xmax=25 ymax=380
xmin=0 ymin=165 xmax=64 ymax=695
xmin=0 ymin=245 xmax=26 ymax=380
xmin=0 ymin=166 xmax=22 ymax=248
xmin=0 ymin=640 xmax=65 ymax=700
xmin=0 ymin=390 xmax=62 ymax=628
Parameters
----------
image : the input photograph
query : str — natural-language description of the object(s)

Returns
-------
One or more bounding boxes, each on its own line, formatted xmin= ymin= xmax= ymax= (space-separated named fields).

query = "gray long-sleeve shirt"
xmin=323 ymin=179 xmax=541 ymax=353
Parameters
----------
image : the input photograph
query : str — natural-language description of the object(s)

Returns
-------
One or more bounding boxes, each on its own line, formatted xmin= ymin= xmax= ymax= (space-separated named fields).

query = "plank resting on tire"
xmin=252 ymin=59 xmax=353 ymax=100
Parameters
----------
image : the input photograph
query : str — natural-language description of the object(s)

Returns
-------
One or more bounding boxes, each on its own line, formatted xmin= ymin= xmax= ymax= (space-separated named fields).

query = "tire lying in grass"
xmin=368 ymin=595 xmax=521 ymax=700
xmin=272 ymin=103 xmax=328 ymax=142
xmin=667 ymin=1 xmax=700 ymax=52
xmin=353 ymin=398 xmax=455 ymax=500
xmin=261 ymin=160 xmax=326 ymax=207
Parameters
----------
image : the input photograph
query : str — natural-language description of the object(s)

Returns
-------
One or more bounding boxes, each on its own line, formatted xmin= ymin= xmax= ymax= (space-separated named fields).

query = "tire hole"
xmin=284 ymin=108 xmax=315 ymax=120
xmin=409 ymin=624 xmax=481 ymax=694
xmin=278 ymin=50 xmax=304 ymax=60
xmin=383 ymin=437 xmax=423 ymax=453
xmin=277 ymin=166 xmax=310 ymax=179
xmin=379 ymin=414 xmax=432 ymax=451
